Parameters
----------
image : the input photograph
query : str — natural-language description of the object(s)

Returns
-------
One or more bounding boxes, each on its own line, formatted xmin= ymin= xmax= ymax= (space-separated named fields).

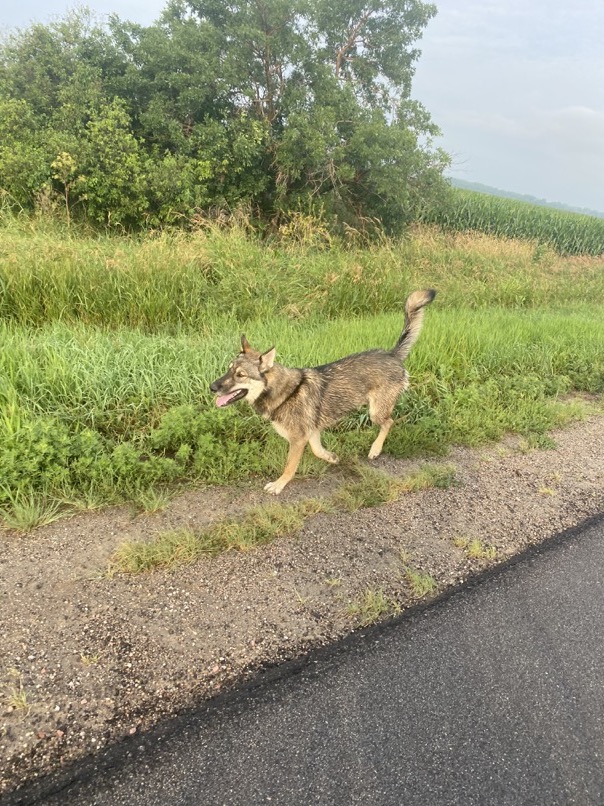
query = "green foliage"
xmin=423 ymin=188 xmax=604 ymax=256
xmin=78 ymin=99 xmax=148 ymax=225
xmin=0 ymin=99 xmax=50 ymax=207
xmin=311 ymin=0 xmax=436 ymax=108
xmin=0 ymin=1 xmax=447 ymax=230
xmin=404 ymin=566 xmax=437 ymax=597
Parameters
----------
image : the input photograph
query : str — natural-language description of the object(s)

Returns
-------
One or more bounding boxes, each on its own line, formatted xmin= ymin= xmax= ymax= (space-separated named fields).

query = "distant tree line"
xmin=0 ymin=1 xmax=450 ymax=232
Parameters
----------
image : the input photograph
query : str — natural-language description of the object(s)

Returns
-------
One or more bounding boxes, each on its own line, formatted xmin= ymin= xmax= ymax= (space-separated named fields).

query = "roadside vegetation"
xmin=108 ymin=464 xmax=455 ymax=574
xmin=0 ymin=215 xmax=602 ymax=529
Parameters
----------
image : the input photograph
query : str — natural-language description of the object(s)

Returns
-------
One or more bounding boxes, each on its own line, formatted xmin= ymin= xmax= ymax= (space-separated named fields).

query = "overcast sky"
xmin=2 ymin=0 xmax=603 ymax=212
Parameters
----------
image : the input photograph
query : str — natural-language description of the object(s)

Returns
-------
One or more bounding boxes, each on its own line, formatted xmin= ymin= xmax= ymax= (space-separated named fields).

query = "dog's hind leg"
xmin=308 ymin=431 xmax=339 ymax=465
xmin=264 ymin=439 xmax=307 ymax=495
xmin=367 ymin=391 xmax=399 ymax=460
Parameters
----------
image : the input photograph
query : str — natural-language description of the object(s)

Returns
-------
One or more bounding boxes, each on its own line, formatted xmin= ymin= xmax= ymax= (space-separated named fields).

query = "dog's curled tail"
xmin=392 ymin=289 xmax=437 ymax=362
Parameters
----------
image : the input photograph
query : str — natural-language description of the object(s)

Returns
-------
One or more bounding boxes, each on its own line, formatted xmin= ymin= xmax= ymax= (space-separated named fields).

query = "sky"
xmin=412 ymin=0 xmax=604 ymax=212
xmin=1 ymin=0 xmax=603 ymax=212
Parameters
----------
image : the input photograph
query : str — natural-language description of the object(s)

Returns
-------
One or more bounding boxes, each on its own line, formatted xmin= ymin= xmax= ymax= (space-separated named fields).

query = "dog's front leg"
xmin=264 ymin=439 xmax=307 ymax=495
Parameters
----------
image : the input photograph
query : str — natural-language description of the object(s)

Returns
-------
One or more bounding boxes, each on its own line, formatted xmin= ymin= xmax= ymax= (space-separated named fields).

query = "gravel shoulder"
xmin=1 ymin=415 xmax=603 ymax=796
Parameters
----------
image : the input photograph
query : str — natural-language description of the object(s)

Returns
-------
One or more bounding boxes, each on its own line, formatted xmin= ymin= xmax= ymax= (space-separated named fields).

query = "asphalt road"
xmin=10 ymin=515 xmax=604 ymax=806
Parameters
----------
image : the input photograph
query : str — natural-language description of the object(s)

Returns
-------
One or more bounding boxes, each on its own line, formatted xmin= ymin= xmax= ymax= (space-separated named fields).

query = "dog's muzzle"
xmin=210 ymin=377 xmax=249 ymax=407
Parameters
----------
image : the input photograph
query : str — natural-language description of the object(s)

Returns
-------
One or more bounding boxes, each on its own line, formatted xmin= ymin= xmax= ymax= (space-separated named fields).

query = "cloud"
xmin=412 ymin=0 xmax=604 ymax=208
xmin=539 ymin=106 xmax=604 ymax=149
xmin=453 ymin=105 xmax=604 ymax=147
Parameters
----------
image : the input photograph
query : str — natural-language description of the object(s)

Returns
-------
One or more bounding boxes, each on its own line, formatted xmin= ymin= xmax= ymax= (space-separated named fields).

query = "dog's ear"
xmin=241 ymin=334 xmax=251 ymax=353
xmin=259 ymin=346 xmax=276 ymax=371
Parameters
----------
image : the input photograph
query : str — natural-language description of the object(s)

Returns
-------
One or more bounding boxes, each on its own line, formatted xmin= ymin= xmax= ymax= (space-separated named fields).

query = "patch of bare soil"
xmin=1 ymin=416 xmax=603 ymax=796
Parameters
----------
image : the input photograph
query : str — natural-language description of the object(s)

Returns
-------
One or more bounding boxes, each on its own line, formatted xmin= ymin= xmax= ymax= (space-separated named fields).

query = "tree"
xmin=158 ymin=0 xmax=448 ymax=229
xmin=310 ymin=0 xmax=436 ymax=110
xmin=0 ymin=10 xmax=126 ymax=122
xmin=78 ymin=99 xmax=148 ymax=225
xmin=0 ymin=0 xmax=449 ymax=231
xmin=0 ymin=99 xmax=49 ymax=207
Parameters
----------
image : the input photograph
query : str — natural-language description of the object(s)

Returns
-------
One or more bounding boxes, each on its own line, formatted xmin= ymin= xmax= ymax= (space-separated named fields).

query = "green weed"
xmin=6 ymin=670 xmax=30 ymax=714
xmin=108 ymin=464 xmax=455 ymax=574
xmin=332 ymin=464 xmax=401 ymax=511
xmin=0 ymin=489 xmax=64 ymax=532
xmin=347 ymin=588 xmax=401 ymax=626
xmin=80 ymin=653 xmax=100 ymax=666
xmin=404 ymin=567 xmax=438 ymax=597
xmin=132 ymin=486 xmax=174 ymax=514
xmin=466 ymin=539 xmax=497 ymax=561
xmin=332 ymin=463 xmax=456 ymax=511
xmin=518 ymin=433 xmax=558 ymax=453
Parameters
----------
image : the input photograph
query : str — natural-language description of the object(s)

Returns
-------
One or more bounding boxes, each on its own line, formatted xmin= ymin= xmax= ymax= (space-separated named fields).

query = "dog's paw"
xmin=264 ymin=480 xmax=286 ymax=495
xmin=367 ymin=447 xmax=381 ymax=460
xmin=325 ymin=452 xmax=339 ymax=465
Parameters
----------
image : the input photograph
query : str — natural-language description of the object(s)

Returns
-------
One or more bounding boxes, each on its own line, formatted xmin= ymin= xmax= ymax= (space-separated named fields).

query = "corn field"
xmin=422 ymin=189 xmax=604 ymax=256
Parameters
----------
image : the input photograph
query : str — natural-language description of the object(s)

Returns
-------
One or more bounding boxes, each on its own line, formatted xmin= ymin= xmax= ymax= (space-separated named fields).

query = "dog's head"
xmin=210 ymin=335 xmax=276 ymax=408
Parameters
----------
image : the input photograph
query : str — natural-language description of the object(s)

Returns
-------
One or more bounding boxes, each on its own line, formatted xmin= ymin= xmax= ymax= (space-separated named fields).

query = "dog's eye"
xmin=235 ymin=370 xmax=246 ymax=379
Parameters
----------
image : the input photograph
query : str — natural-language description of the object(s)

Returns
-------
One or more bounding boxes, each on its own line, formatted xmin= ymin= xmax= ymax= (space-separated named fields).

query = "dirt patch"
xmin=1 ymin=416 xmax=603 ymax=796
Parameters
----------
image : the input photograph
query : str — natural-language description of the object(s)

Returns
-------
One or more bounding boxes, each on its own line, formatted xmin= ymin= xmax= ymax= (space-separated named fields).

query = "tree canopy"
xmin=0 ymin=1 xmax=450 ymax=231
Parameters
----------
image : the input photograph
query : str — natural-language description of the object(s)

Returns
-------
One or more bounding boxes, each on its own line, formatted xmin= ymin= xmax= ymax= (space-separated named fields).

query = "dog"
xmin=210 ymin=289 xmax=436 ymax=494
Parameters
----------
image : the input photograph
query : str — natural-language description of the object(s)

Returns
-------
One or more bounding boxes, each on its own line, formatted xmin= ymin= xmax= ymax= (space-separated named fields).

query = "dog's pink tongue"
xmin=216 ymin=392 xmax=235 ymax=407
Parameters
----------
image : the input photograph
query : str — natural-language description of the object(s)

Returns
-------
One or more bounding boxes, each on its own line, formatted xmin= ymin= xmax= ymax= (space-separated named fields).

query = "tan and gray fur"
xmin=210 ymin=289 xmax=436 ymax=494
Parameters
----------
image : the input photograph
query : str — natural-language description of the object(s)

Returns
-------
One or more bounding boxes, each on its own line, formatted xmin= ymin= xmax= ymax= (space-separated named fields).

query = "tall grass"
xmin=0 ymin=218 xmax=603 ymax=332
xmin=0 ymin=217 xmax=602 ymax=518
xmin=0 ymin=305 xmax=602 ymax=513
xmin=423 ymin=188 xmax=604 ymax=256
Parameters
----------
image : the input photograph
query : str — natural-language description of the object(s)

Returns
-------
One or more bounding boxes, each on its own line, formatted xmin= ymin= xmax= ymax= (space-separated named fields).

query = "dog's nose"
xmin=210 ymin=381 xmax=219 ymax=393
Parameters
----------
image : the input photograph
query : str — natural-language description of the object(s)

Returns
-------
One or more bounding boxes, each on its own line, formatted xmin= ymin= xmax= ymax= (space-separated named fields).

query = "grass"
xmin=0 ymin=219 xmax=602 ymax=519
xmin=108 ymin=465 xmax=457 ymax=574
xmin=347 ymin=588 xmax=401 ymax=627
xmin=1 ymin=217 xmax=603 ymax=331
xmin=333 ymin=462 xmax=456 ymax=511
xmin=6 ymin=671 xmax=30 ymax=714
xmin=466 ymin=539 xmax=498 ymax=561
xmin=452 ymin=535 xmax=498 ymax=561
xmin=108 ymin=498 xmax=330 ymax=574
xmin=324 ymin=577 xmax=343 ymax=588
xmin=0 ymin=489 xmax=63 ymax=532
xmin=518 ymin=433 xmax=558 ymax=452
xmin=331 ymin=464 xmax=403 ymax=511
xmin=404 ymin=567 xmax=438 ymax=597
xmin=132 ymin=486 xmax=174 ymax=514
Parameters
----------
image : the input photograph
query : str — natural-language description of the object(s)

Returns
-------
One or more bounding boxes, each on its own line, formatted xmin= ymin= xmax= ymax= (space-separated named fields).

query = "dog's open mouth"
xmin=215 ymin=389 xmax=248 ymax=408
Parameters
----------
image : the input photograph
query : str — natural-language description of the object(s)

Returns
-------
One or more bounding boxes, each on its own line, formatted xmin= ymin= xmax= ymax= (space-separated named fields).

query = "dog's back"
xmin=310 ymin=349 xmax=408 ymax=428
